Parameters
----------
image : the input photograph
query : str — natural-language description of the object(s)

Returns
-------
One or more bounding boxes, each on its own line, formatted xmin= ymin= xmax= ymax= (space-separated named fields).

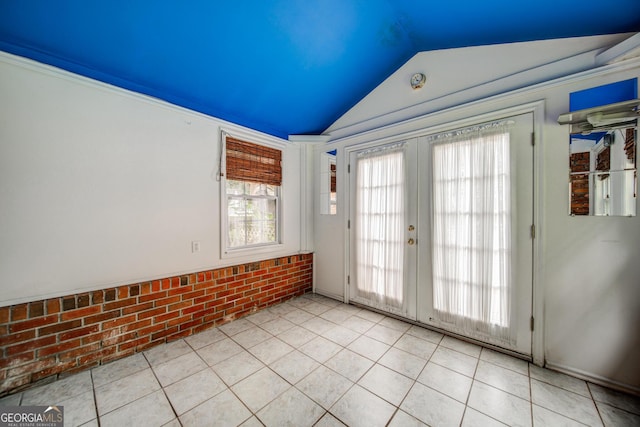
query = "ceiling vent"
xmin=557 ymin=99 xmax=640 ymax=134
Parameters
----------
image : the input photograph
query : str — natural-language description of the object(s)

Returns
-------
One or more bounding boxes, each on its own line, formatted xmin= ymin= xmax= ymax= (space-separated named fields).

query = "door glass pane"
xmin=355 ymin=147 xmax=405 ymax=308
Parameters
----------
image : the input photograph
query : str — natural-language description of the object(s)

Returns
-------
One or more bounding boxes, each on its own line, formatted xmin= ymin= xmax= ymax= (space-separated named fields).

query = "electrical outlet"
xmin=191 ymin=241 xmax=201 ymax=253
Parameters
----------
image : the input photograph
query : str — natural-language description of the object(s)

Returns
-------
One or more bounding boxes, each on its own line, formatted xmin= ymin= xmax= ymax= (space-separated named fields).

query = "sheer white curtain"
xmin=431 ymin=124 xmax=513 ymax=342
xmin=355 ymin=144 xmax=405 ymax=309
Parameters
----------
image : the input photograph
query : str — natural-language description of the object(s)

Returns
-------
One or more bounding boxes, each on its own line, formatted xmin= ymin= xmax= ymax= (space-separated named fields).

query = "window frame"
xmin=220 ymin=132 xmax=285 ymax=258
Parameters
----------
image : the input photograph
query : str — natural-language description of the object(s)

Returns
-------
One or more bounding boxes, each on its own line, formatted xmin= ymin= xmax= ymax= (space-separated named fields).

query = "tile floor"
xmin=1 ymin=293 xmax=639 ymax=427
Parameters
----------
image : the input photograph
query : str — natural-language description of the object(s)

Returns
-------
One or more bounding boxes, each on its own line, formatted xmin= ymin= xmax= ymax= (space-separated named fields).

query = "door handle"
xmin=408 ymin=238 xmax=415 ymax=245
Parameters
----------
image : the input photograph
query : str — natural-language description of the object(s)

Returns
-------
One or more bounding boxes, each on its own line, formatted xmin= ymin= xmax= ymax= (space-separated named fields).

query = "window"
xmin=224 ymin=136 xmax=281 ymax=250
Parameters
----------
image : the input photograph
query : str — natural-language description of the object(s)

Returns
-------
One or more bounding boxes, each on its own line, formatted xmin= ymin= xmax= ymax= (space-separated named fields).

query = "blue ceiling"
xmin=1 ymin=1 xmax=639 ymax=139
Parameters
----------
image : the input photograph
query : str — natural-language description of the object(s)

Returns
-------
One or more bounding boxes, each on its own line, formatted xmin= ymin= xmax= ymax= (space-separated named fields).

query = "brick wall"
xmin=0 ymin=253 xmax=312 ymax=396
xmin=570 ymin=152 xmax=590 ymax=215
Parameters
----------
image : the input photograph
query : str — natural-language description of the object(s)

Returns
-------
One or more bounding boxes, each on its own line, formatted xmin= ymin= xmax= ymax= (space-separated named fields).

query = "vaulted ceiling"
xmin=1 ymin=1 xmax=639 ymax=138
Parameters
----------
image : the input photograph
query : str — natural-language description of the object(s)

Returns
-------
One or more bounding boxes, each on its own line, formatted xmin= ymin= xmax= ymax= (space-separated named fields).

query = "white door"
xmin=348 ymin=113 xmax=534 ymax=356
xmin=348 ymin=140 xmax=417 ymax=319
xmin=417 ymin=113 xmax=534 ymax=355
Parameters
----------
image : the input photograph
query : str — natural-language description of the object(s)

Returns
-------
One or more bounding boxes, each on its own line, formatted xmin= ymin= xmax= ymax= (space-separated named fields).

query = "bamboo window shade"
xmin=225 ymin=136 xmax=282 ymax=186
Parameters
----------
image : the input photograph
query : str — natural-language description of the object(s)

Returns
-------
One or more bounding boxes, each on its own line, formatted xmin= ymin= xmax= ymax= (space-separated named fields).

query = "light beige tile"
xmin=589 ymin=383 xmax=640 ymax=415
xmin=299 ymin=336 xmax=342 ymax=363
xmin=394 ymin=334 xmax=437 ymax=360
xmin=417 ymin=362 xmax=473 ymax=403
xmin=245 ymin=309 xmax=279 ymax=325
xmin=144 ymin=339 xmax=192 ymax=366
xmin=231 ymin=367 xmax=291 ymax=412
xmin=184 ymin=327 xmax=226 ymax=349
xmin=91 ymin=353 xmax=149 ymax=388
xmin=532 ymin=405 xmax=589 ymax=427
xmin=283 ymin=308 xmax=315 ymax=324
xmin=475 ymin=360 xmax=530 ymax=400
xmin=358 ymin=364 xmax=413 ymax=406
xmin=330 ymin=385 xmax=396 ymax=427
xmin=529 ymin=364 xmax=590 ymax=397
xmin=249 ymin=336 xmax=294 ymax=365
xmin=401 ymin=382 xmax=466 ymax=427
xmin=388 ymin=410 xmax=428 ymax=426
xmin=480 ymin=348 xmax=528 ymax=375
xmin=180 ymin=389 xmax=252 ymax=427
xmin=322 ymin=325 xmax=360 ymax=346
xmin=379 ymin=347 xmax=427 ymax=379
xmin=320 ymin=308 xmax=354 ymax=324
xmin=441 ymin=336 xmax=482 ymax=358
xmin=340 ymin=316 xmax=375 ymax=334
xmin=277 ymin=325 xmax=318 ymax=347
xmin=164 ymin=368 xmax=227 ymax=415
xmin=0 ymin=393 xmax=21 ymax=406
xmin=197 ymin=337 xmax=243 ymax=366
xmin=99 ymin=390 xmax=174 ymax=427
xmin=468 ymin=381 xmax=531 ymax=427
xmin=315 ymin=412 xmax=347 ymax=427
xmin=430 ymin=346 xmax=478 ymax=377
xmin=239 ymin=416 xmax=264 ymax=427
xmin=152 ymin=351 xmax=208 ymax=387
xmin=365 ymin=324 xmax=404 ymax=345
xmin=270 ymin=350 xmax=320 ymax=385
xmin=462 ymin=408 xmax=509 ymax=427
xmin=218 ymin=318 xmax=254 ymax=336
xmin=212 ymin=350 xmax=264 ymax=386
xmin=59 ymin=390 xmax=96 ymax=427
xmin=378 ymin=316 xmax=411 ymax=332
xmin=260 ymin=317 xmax=296 ymax=335
xmin=597 ymin=402 xmax=640 ymax=427
xmin=325 ymin=349 xmax=374 ymax=383
xmin=256 ymin=387 xmax=325 ymax=427
xmin=300 ymin=317 xmax=336 ymax=335
xmin=532 ymin=379 xmax=601 ymax=426
xmin=354 ymin=310 xmax=385 ymax=323
xmin=347 ymin=335 xmax=390 ymax=361
xmin=22 ymin=370 xmax=93 ymax=405
xmin=232 ymin=326 xmax=273 ymax=349
xmin=406 ymin=325 xmax=444 ymax=344
xmin=296 ymin=365 xmax=353 ymax=409
xmin=94 ymin=368 xmax=160 ymax=415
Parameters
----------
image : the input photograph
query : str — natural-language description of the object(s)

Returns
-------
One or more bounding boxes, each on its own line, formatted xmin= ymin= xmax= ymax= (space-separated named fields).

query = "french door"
xmin=348 ymin=113 xmax=534 ymax=355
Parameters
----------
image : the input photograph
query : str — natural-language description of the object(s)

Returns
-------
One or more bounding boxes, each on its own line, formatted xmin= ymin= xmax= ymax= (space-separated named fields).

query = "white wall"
xmin=315 ymin=54 xmax=640 ymax=391
xmin=0 ymin=52 xmax=303 ymax=306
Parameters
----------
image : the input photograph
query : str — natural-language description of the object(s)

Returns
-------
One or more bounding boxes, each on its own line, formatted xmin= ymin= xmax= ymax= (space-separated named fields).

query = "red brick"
xmin=84 ymin=310 xmax=120 ymax=325
xmin=10 ymin=305 xmax=28 ymax=322
xmin=7 ymin=357 xmax=57 ymax=377
xmin=152 ymin=311 xmax=180 ymax=324
xmin=167 ymin=301 xmax=191 ymax=312
xmin=78 ymin=347 xmax=116 ymax=365
xmin=7 ymin=336 xmax=56 ymax=356
xmin=104 ymin=297 xmax=136 ymax=312
xmin=181 ymin=290 xmax=205 ymax=301
xmin=151 ymin=326 xmax=179 ymax=341
xmin=59 ymin=343 xmax=100 ymax=361
xmin=103 ymin=349 xmax=135 ymax=364
xmin=118 ymin=286 xmax=129 ymax=299
xmin=102 ymin=331 xmax=137 ymax=347
xmin=154 ymin=296 xmax=181 ymax=307
xmin=167 ymin=286 xmax=193 ymax=297
xmin=122 ymin=302 xmax=153 ymax=315
xmin=59 ymin=325 xmax=100 ymax=341
xmin=32 ymin=360 xmax=77 ymax=382
xmin=0 ymin=352 xmax=34 ymax=369
xmin=0 ymin=306 xmax=9 ymax=324
xmin=100 ymin=314 xmax=136 ymax=331
xmin=205 ymin=285 xmax=227 ymax=295
xmin=38 ymin=319 xmax=82 ymax=336
xmin=0 ymin=330 xmax=36 ymax=346
xmin=140 ymin=282 xmax=151 ymax=295
xmin=196 ymin=272 xmax=205 ymax=282
xmin=166 ymin=314 xmax=192 ymax=328
xmin=119 ymin=336 xmax=151 ymax=352
xmin=151 ymin=280 xmax=161 ymax=292
xmin=138 ymin=306 xmax=167 ymax=320
xmin=120 ymin=319 xmax=152 ymax=333
xmin=138 ymin=323 xmax=165 ymax=337
xmin=167 ymin=329 xmax=192 ymax=341
xmin=182 ymin=304 xmax=205 ymax=316
xmin=60 ymin=305 xmax=101 ymax=321
xmin=38 ymin=339 xmax=81 ymax=357
xmin=46 ymin=299 xmax=61 ymax=315
xmin=205 ymin=271 xmax=213 ymax=281
xmin=178 ymin=319 xmax=203 ymax=331
xmin=138 ymin=291 xmax=168 ymax=303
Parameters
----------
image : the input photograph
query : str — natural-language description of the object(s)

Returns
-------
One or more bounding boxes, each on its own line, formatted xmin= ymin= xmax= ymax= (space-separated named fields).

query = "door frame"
xmin=343 ymin=101 xmax=545 ymax=365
